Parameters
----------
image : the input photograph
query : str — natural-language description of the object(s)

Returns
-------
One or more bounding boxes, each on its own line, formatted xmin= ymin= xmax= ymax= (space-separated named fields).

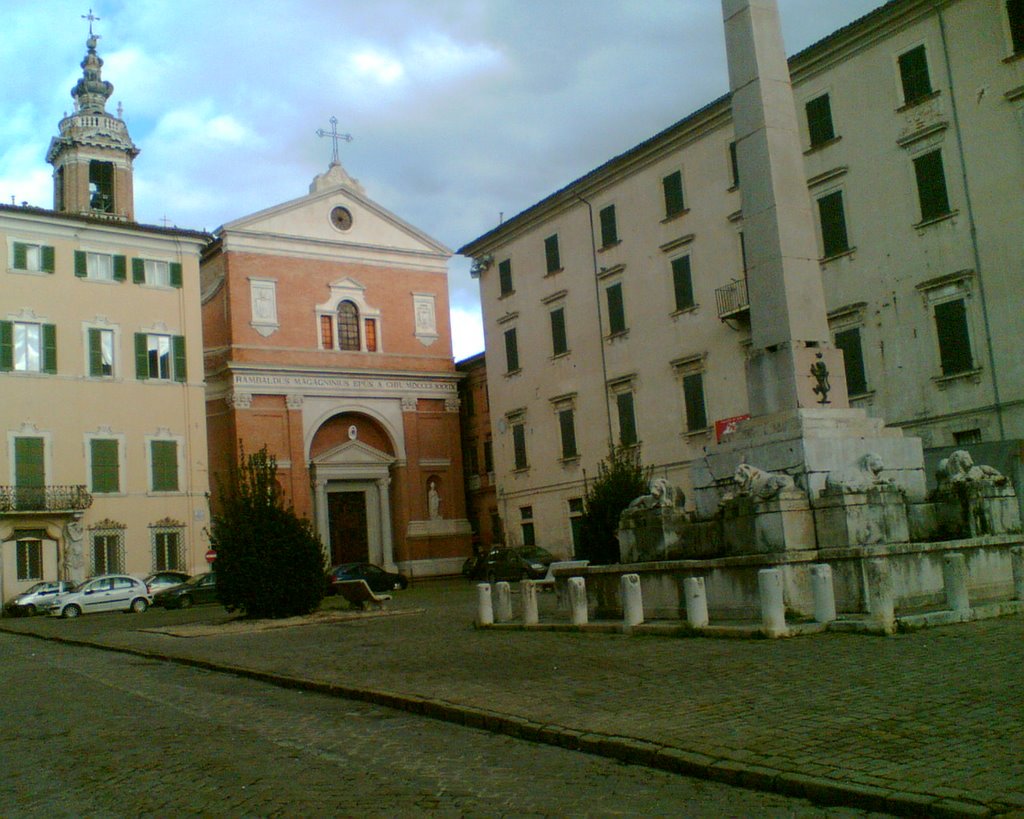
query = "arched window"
xmin=337 ymin=301 xmax=360 ymax=350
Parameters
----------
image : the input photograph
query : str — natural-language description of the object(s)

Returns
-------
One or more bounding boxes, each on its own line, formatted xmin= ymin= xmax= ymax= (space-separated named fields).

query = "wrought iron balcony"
xmin=715 ymin=278 xmax=750 ymax=320
xmin=0 ymin=485 xmax=93 ymax=514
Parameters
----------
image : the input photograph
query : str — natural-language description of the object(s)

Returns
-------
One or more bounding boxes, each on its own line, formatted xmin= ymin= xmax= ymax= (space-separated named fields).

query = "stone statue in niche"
xmin=428 ymin=480 xmax=441 ymax=520
xmin=626 ymin=478 xmax=685 ymax=511
xmin=937 ymin=450 xmax=1009 ymax=487
xmin=824 ymin=453 xmax=895 ymax=494
xmin=727 ymin=463 xmax=796 ymax=500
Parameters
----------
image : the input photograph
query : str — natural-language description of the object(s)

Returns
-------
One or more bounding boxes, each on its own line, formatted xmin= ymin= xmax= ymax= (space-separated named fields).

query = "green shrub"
xmin=210 ymin=446 xmax=325 ymax=619
xmin=577 ymin=447 xmax=651 ymax=564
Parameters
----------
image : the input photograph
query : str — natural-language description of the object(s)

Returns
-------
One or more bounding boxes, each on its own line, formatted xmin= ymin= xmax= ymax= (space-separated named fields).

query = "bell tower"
xmin=47 ymin=21 xmax=139 ymax=222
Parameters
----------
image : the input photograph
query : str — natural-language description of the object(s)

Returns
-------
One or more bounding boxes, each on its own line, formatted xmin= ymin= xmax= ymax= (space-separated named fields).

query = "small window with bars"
xmin=151 ymin=525 xmax=186 ymax=571
xmin=91 ymin=528 xmax=126 ymax=575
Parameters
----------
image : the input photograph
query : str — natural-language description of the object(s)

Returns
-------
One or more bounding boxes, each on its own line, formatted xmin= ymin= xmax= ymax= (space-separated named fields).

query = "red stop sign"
xmin=205 ymin=549 xmax=217 ymax=563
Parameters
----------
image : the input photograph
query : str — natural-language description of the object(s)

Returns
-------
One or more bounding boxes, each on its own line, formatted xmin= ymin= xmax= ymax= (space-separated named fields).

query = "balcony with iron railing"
xmin=0 ymin=486 xmax=93 ymax=514
xmin=715 ymin=278 xmax=750 ymax=320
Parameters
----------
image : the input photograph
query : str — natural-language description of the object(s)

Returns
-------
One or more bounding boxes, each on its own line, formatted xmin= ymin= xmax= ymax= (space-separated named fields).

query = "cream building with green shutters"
xmin=0 ymin=32 xmax=210 ymax=603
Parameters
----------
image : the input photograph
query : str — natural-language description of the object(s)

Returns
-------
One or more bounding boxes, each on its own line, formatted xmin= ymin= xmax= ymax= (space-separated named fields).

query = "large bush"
xmin=210 ymin=446 xmax=325 ymax=619
xmin=577 ymin=447 xmax=651 ymax=564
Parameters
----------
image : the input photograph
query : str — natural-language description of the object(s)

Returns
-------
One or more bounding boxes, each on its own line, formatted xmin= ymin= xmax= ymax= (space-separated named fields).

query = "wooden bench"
xmin=335 ymin=580 xmax=392 ymax=611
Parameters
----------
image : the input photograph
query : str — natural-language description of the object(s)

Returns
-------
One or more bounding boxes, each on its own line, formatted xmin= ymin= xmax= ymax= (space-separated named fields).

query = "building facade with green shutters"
xmin=0 ymin=30 xmax=211 ymax=603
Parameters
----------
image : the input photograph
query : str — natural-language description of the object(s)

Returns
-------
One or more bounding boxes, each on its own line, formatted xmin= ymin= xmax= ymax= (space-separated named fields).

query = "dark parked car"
xmin=327 ymin=562 xmax=408 ymax=594
xmin=153 ymin=572 xmax=219 ymax=609
xmin=478 ymin=546 xmax=556 ymax=583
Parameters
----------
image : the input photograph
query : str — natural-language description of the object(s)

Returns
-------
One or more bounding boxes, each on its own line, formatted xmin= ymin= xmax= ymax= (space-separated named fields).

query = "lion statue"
xmin=937 ymin=450 xmax=1008 ymax=487
xmin=627 ymin=477 xmax=684 ymax=511
xmin=731 ymin=463 xmax=796 ymax=500
xmin=824 ymin=452 xmax=895 ymax=494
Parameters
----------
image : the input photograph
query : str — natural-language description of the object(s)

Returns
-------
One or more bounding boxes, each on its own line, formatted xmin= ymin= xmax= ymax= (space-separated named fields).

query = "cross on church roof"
xmin=82 ymin=8 xmax=101 ymax=37
xmin=315 ymin=116 xmax=353 ymax=166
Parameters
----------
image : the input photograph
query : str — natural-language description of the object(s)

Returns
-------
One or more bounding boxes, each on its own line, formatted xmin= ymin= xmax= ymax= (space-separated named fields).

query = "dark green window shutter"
xmin=805 ymin=94 xmax=835 ymax=147
xmin=559 ymin=409 xmax=577 ymax=459
xmin=498 ymin=259 xmax=513 ymax=296
xmin=663 ymin=171 xmax=685 ymax=217
xmin=550 ymin=307 xmax=567 ymax=355
xmin=132 ymin=258 xmax=146 ymax=283
xmin=672 ymin=256 xmax=694 ymax=310
xmin=729 ymin=141 xmax=740 ymax=187
xmin=15 ymin=437 xmax=45 ymax=488
xmin=74 ymin=250 xmax=88 ymax=278
xmin=818 ymin=191 xmax=850 ymax=257
xmin=914 ymin=150 xmax=950 ymax=222
xmin=151 ymin=440 xmax=179 ymax=491
xmin=835 ymin=327 xmax=868 ymax=395
xmin=41 ymin=245 xmax=55 ymax=273
xmin=544 ymin=235 xmax=560 ymax=273
xmin=13 ymin=242 xmax=28 ymax=269
xmin=512 ymin=423 xmax=527 ymax=470
xmin=606 ymin=283 xmax=626 ymax=334
xmin=599 ymin=205 xmax=618 ymax=247
xmin=504 ymin=328 xmax=519 ymax=372
xmin=135 ymin=333 xmax=149 ymax=379
xmin=1010 ymin=0 xmax=1024 ymax=54
xmin=170 ymin=262 xmax=183 ymax=288
xmin=172 ymin=335 xmax=187 ymax=382
xmin=90 ymin=439 xmax=120 ymax=493
xmin=898 ymin=45 xmax=932 ymax=104
xmin=683 ymin=373 xmax=708 ymax=431
xmin=0 ymin=321 xmax=12 ymax=371
xmin=41 ymin=324 xmax=57 ymax=374
xmin=934 ymin=299 xmax=974 ymax=375
xmin=113 ymin=255 xmax=127 ymax=281
xmin=617 ymin=392 xmax=637 ymax=446
xmin=88 ymin=328 xmax=103 ymax=376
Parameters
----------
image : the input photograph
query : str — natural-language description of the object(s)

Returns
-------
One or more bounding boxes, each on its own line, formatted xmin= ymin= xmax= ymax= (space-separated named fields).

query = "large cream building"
xmin=459 ymin=0 xmax=1024 ymax=557
xmin=0 ymin=33 xmax=210 ymax=602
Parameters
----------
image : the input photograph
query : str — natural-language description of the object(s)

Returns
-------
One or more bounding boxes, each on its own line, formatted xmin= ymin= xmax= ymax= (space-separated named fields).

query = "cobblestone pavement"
xmin=0 ymin=633 xmax=880 ymax=817
xmin=3 ymin=580 xmax=1022 ymax=816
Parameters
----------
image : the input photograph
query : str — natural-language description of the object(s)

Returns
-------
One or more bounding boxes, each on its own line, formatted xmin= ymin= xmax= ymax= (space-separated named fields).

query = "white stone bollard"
xmin=520 ymin=579 xmax=539 ymax=626
xmin=865 ymin=558 xmax=895 ymax=633
xmin=568 ymin=576 xmax=588 ymax=626
xmin=494 ymin=581 xmax=513 ymax=623
xmin=476 ymin=583 xmax=494 ymax=626
xmin=1012 ymin=547 xmax=1024 ymax=602
xmin=943 ymin=552 xmax=970 ymax=613
xmin=810 ymin=563 xmax=836 ymax=623
xmin=758 ymin=568 xmax=786 ymax=637
xmin=683 ymin=576 xmax=709 ymax=628
xmin=620 ymin=574 xmax=644 ymax=628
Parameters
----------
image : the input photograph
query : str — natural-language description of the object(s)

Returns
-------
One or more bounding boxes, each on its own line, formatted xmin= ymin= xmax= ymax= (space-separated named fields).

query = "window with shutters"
xmin=91 ymin=527 xmax=125 ymax=575
xmin=817 ymin=190 xmax=851 ymax=258
xmin=544 ymin=235 xmax=561 ymax=274
xmin=498 ymin=259 xmax=513 ymax=296
xmin=16 ymin=538 xmax=43 ymax=581
xmin=662 ymin=170 xmax=686 ymax=218
xmin=728 ymin=141 xmax=740 ymax=188
xmin=551 ymin=394 xmax=578 ymax=461
xmin=616 ymin=391 xmax=638 ymax=447
xmin=898 ymin=45 xmax=933 ymax=106
xmin=1009 ymin=0 xmax=1024 ymax=54
xmin=150 ymin=439 xmax=180 ymax=492
xmin=520 ymin=506 xmax=536 ymax=547
xmin=504 ymin=327 xmax=520 ymax=373
xmin=89 ymin=438 xmax=121 ymax=494
xmin=0 ymin=321 xmax=56 ymax=373
xmin=13 ymin=437 xmax=45 ymax=509
xmin=671 ymin=255 xmax=695 ymax=312
xmin=933 ymin=298 xmax=975 ymax=376
xmin=74 ymin=250 xmax=126 ymax=282
xmin=131 ymin=257 xmax=182 ymax=288
xmin=135 ymin=333 xmax=185 ymax=381
xmin=151 ymin=524 xmax=186 ymax=571
xmin=834 ymin=327 xmax=869 ymax=396
xmin=568 ymin=498 xmax=584 ymax=554
xmin=913 ymin=150 xmax=951 ymax=223
xmin=364 ymin=318 xmax=377 ymax=352
xmin=606 ymin=282 xmax=626 ymax=335
xmin=10 ymin=242 xmax=55 ymax=274
xmin=599 ymin=205 xmax=618 ymax=248
xmin=805 ymin=93 xmax=836 ymax=148
xmin=673 ymin=355 xmax=709 ymax=434
xmin=511 ymin=419 xmax=528 ymax=471
xmin=550 ymin=307 xmax=568 ymax=356
xmin=87 ymin=327 xmax=115 ymax=377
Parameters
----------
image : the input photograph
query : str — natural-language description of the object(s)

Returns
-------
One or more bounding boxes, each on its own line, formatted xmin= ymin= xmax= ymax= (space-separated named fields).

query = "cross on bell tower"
xmin=316 ymin=116 xmax=353 ymax=167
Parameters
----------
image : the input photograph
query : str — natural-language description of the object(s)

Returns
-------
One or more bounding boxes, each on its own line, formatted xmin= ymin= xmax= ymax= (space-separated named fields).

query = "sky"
xmin=1 ymin=0 xmax=889 ymax=360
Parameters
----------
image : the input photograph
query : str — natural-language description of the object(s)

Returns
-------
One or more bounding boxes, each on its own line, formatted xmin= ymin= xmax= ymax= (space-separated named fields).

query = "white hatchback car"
xmin=48 ymin=574 xmax=152 ymax=618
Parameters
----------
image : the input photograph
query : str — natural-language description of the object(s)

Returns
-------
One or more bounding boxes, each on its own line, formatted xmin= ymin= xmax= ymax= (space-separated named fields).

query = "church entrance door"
xmin=327 ymin=491 xmax=368 ymax=565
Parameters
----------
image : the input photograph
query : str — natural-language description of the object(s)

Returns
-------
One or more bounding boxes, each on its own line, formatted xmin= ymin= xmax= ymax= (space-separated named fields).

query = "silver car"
xmin=4 ymin=580 xmax=73 ymax=616
xmin=48 ymin=575 xmax=152 ymax=618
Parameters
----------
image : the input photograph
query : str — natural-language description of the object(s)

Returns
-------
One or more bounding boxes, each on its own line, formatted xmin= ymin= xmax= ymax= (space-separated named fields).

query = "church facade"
xmin=202 ymin=162 xmax=472 ymax=578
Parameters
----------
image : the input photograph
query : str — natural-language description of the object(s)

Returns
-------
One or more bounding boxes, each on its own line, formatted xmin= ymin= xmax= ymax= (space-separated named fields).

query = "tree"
xmin=577 ymin=447 xmax=651 ymax=564
xmin=210 ymin=445 xmax=326 ymax=618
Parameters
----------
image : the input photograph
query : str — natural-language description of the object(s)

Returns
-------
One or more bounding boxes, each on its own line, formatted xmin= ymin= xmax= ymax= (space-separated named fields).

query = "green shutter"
xmin=835 ymin=328 xmax=868 ymax=395
xmin=113 ymin=255 xmax=127 ymax=281
xmin=90 ymin=439 xmax=120 ymax=493
xmin=934 ymin=299 xmax=974 ymax=375
xmin=512 ymin=424 xmax=527 ymax=470
xmin=663 ymin=171 xmax=685 ymax=217
xmin=13 ymin=242 xmax=28 ymax=270
xmin=617 ymin=392 xmax=637 ymax=446
xmin=74 ymin=250 xmax=88 ymax=278
xmin=818 ymin=191 xmax=850 ymax=257
xmin=88 ymin=328 xmax=103 ymax=376
xmin=132 ymin=258 xmax=145 ymax=283
xmin=683 ymin=372 xmax=708 ymax=431
xmin=607 ymin=283 xmax=626 ymax=334
xmin=504 ymin=328 xmax=519 ymax=372
xmin=544 ymin=235 xmax=560 ymax=273
xmin=550 ymin=307 xmax=567 ymax=356
xmin=41 ymin=245 xmax=55 ymax=273
xmin=41 ymin=324 xmax=57 ymax=374
xmin=135 ymin=333 xmax=149 ymax=379
xmin=0 ymin=321 xmax=12 ymax=371
xmin=172 ymin=335 xmax=187 ymax=382
xmin=672 ymin=256 xmax=694 ymax=310
xmin=151 ymin=440 xmax=179 ymax=491
xmin=170 ymin=262 xmax=183 ymax=288
xmin=806 ymin=94 xmax=835 ymax=147
xmin=914 ymin=150 xmax=950 ymax=222
xmin=899 ymin=45 xmax=931 ymax=104
xmin=498 ymin=259 xmax=513 ymax=296
xmin=599 ymin=205 xmax=618 ymax=247
xmin=14 ymin=437 xmax=45 ymax=488
xmin=559 ymin=409 xmax=577 ymax=459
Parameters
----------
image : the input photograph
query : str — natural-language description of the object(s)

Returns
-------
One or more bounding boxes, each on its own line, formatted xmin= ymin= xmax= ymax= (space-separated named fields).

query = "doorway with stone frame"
xmin=326 ymin=489 xmax=369 ymax=565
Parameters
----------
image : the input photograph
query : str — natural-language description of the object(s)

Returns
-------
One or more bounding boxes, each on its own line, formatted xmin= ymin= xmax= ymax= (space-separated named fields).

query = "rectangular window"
xmin=671 ymin=256 xmax=694 ymax=311
xmin=599 ymin=205 xmax=618 ymax=248
xmin=805 ymin=94 xmax=835 ymax=148
xmin=88 ymin=328 xmax=114 ymax=377
xmin=568 ymin=498 xmax=584 ymax=554
xmin=153 ymin=529 xmax=183 ymax=571
xmin=728 ymin=141 xmax=740 ymax=187
xmin=466 ymin=440 xmax=480 ymax=475
xmin=818 ymin=191 xmax=850 ymax=257
xmin=0 ymin=322 xmax=56 ymax=374
xmin=520 ymin=506 xmax=535 ymax=547
xmin=16 ymin=539 xmax=43 ymax=581
xmin=150 ymin=440 xmax=180 ymax=492
xmin=132 ymin=258 xmax=182 ymax=288
xmin=12 ymin=242 xmax=55 ymax=273
xmin=558 ymin=407 xmax=578 ymax=459
xmin=75 ymin=251 xmax=126 ymax=281
xmin=739 ymin=231 xmax=748 ymax=273
xmin=616 ymin=391 xmax=637 ymax=447
xmin=498 ymin=259 xmax=513 ymax=296
xmin=662 ymin=170 xmax=685 ymax=217
xmin=90 ymin=439 xmax=120 ymax=494
xmin=934 ymin=299 xmax=974 ymax=376
xmin=89 ymin=160 xmax=114 ymax=212
xmin=92 ymin=532 xmax=124 ymax=575
xmin=606 ymin=283 xmax=626 ymax=335
xmin=483 ymin=439 xmax=494 ymax=473
xmin=682 ymin=372 xmax=708 ymax=432
xmin=898 ymin=45 xmax=932 ymax=105
xmin=320 ymin=315 xmax=334 ymax=349
xmin=364 ymin=319 xmax=377 ymax=352
xmin=954 ymin=428 xmax=982 ymax=446
xmin=504 ymin=328 xmax=519 ymax=373
xmin=1010 ymin=0 xmax=1024 ymax=53
xmin=512 ymin=422 xmax=528 ymax=470
xmin=834 ymin=327 xmax=868 ymax=395
xmin=913 ymin=150 xmax=951 ymax=222
xmin=544 ymin=234 xmax=561 ymax=274
xmin=550 ymin=307 xmax=568 ymax=356
xmin=14 ymin=437 xmax=44 ymax=509
xmin=136 ymin=333 xmax=186 ymax=381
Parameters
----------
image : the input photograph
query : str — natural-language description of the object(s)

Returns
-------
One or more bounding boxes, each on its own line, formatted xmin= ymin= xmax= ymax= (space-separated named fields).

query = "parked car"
xmin=144 ymin=571 xmax=191 ymax=595
xmin=4 ymin=580 xmax=74 ymax=616
xmin=48 ymin=575 xmax=151 ymax=618
xmin=327 ymin=562 xmax=408 ymax=594
xmin=152 ymin=572 xmax=218 ymax=609
xmin=478 ymin=546 xmax=556 ymax=583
